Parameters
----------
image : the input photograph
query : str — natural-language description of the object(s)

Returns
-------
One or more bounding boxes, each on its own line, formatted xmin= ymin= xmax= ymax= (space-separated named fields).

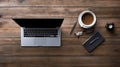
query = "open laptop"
xmin=13 ymin=18 xmax=64 ymax=46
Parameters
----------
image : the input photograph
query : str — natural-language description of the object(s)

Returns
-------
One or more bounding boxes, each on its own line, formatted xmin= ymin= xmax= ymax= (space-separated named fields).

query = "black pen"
xmin=70 ymin=21 xmax=78 ymax=35
xmin=89 ymin=37 xmax=99 ymax=45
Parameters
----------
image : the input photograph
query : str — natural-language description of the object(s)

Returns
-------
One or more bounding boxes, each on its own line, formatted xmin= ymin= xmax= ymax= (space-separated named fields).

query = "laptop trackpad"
xmin=34 ymin=38 xmax=46 ymax=46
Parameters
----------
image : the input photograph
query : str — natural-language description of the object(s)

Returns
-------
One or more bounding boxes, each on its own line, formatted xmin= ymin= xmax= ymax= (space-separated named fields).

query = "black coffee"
xmin=82 ymin=13 xmax=94 ymax=25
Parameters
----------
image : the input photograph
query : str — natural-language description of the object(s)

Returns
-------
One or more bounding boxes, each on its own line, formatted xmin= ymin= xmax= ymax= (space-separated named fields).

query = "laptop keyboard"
xmin=24 ymin=28 xmax=58 ymax=37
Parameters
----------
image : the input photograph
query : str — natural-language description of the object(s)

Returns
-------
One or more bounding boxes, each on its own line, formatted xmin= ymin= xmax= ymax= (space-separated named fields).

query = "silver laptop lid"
xmin=13 ymin=18 xmax=64 ymax=28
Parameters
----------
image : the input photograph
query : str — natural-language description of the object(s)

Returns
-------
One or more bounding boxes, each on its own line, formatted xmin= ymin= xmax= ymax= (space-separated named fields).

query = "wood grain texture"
xmin=1 ymin=7 xmax=120 ymax=18
xmin=0 ymin=0 xmax=120 ymax=7
xmin=0 ymin=0 xmax=120 ymax=67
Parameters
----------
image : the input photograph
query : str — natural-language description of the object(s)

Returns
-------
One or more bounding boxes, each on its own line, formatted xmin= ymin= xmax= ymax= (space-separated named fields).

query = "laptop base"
xmin=21 ymin=28 xmax=61 ymax=47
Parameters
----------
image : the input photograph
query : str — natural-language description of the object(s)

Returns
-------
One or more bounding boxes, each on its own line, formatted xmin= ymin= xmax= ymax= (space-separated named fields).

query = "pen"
xmin=70 ymin=21 xmax=78 ymax=35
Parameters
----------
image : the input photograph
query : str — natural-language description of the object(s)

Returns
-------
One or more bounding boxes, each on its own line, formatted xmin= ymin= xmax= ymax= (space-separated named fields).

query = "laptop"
xmin=13 ymin=18 xmax=64 ymax=46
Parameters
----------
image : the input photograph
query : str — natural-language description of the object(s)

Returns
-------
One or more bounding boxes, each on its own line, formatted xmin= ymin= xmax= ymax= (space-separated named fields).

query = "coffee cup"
xmin=78 ymin=10 xmax=96 ymax=29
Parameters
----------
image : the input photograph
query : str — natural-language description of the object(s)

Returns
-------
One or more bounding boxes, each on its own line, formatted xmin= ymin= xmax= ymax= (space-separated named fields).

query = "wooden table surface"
xmin=0 ymin=0 xmax=120 ymax=67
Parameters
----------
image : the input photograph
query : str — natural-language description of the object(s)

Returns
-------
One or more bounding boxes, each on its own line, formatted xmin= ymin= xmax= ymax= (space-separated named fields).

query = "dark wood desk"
xmin=0 ymin=0 xmax=120 ymax=67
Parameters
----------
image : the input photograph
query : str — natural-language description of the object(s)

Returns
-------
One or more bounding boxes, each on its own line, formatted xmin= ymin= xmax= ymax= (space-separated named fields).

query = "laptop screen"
xmin=13 ymin=18 xmax=64 ymax=28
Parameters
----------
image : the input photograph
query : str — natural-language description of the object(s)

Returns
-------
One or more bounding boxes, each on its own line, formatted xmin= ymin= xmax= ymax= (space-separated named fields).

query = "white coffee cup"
xmin=78 ymin=10 xmax=96 ymax=29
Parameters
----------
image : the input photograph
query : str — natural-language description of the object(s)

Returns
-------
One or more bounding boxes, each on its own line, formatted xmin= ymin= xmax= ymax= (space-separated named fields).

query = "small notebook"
xmin=83 ymin=32 xmax=105 ymax=53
